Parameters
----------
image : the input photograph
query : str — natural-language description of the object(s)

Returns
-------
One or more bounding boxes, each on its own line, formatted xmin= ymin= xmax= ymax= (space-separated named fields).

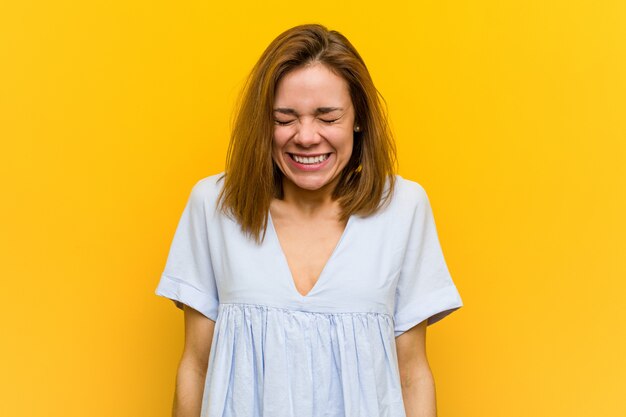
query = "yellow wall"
xmin=1 ymin=1 xmax=624 ymax=416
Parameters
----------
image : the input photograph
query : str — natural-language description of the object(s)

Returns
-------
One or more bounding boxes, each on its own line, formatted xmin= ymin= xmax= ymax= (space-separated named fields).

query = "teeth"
xmin=292 ymin=154 xmax=329 ymax=164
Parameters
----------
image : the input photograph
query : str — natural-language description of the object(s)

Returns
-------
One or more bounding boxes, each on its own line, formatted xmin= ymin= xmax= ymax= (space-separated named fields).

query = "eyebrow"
xmin=273 ymin=107 xmax=344 ymax=116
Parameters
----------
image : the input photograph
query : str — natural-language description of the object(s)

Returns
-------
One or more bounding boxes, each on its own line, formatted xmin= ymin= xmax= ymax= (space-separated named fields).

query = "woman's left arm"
xmin=396 ymin=320 xmax=437 ymax=417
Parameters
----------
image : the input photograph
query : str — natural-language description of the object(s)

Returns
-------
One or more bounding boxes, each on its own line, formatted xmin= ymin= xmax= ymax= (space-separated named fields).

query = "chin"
xmin=290 ymin=179 xmax=328 ymax=191
xmin=285 ymin=173 xmax=335 ymax=191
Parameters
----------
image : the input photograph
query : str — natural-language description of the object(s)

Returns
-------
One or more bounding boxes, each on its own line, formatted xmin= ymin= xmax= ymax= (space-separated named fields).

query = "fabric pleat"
xmin=201 ymin=303 xmax=406 ymax=417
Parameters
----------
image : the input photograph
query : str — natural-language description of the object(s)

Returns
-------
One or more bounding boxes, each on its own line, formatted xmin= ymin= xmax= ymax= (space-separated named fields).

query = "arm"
xmin=396 ymin=320 xmax=437 ymax=417
xmin=172 ymin=305 xmax=216 ymax=417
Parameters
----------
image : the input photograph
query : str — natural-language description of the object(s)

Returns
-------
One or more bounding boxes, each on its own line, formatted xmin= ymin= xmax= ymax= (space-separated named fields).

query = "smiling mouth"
xmin=288 ymin=153 xmax=331 ymax=165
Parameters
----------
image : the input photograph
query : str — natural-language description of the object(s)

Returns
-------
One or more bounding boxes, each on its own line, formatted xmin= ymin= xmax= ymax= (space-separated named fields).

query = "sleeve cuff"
xmin=394 ymin=285 xmax=463 ymax=337
xmin=155 ymin=274 xmax=219 ymax=321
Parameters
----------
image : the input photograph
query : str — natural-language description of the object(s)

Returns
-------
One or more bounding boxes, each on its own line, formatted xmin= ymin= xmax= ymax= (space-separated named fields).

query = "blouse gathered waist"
xmin=202 ymin=303 xmax=406 ymax=417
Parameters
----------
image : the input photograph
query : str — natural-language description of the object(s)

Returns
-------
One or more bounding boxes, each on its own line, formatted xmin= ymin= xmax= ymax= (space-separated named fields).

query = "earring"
xmin=354 ymin=125 xmax=361 ymax=132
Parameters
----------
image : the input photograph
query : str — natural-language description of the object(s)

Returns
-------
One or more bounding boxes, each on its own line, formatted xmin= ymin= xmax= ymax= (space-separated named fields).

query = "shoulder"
xmin=188 ymin=172 xmax=225 ymax=208
xmin=389 ymin=175 xmax=429 ymax=209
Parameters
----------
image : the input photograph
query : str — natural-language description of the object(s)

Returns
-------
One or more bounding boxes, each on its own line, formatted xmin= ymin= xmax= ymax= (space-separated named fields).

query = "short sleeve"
xmin=393 ymin=184 xmax=463 ymax=337
xmin=154 ymin=179 xmax=219 ymax=321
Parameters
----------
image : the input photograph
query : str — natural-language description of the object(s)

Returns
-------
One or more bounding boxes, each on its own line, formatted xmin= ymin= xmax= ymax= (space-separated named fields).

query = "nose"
xmin=293 ymin=118 xmax=321 ymax=147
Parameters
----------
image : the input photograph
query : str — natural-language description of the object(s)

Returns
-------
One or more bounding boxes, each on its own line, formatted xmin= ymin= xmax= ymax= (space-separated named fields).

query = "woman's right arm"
xmin=172 ymin=305 xmax=216 ymax=417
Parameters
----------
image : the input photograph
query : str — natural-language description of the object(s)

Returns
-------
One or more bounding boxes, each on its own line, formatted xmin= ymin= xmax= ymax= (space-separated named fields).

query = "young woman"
xmin=156 ymin=23 xmax=463 ymax=417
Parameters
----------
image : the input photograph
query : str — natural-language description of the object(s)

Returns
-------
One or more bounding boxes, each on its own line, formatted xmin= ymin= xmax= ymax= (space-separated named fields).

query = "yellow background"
xmin=1 ymin=1 xmax=624 ymax=416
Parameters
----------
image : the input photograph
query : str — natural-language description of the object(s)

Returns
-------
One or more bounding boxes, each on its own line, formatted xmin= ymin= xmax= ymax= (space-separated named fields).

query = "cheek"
xmin=272 ymin=127 xmax=290 ymax=148
xmin=343 ymin=142 xmax=354 ymax=161
xmin=271 ymin=141 xmax=281 ymax=162
xmin=331 ymin=130 xmax=354 ymax=155
xmin=272 ymin=131 xmax=287 ymax=163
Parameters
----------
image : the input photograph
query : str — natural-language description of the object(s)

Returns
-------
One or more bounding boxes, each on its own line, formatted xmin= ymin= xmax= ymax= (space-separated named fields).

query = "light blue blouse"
xmin=155 ymin=173 xmax=463 ymax=417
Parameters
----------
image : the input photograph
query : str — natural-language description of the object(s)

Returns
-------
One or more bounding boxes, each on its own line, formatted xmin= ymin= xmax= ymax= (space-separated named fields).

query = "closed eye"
xmin=320 ymin=118 xmax=340 ymax=124
xmin=274 ymin=119 xmax=295 ymax=126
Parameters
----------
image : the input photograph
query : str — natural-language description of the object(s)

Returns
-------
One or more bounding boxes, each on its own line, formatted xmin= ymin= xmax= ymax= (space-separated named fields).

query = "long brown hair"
xmin=217 ymin=23 xmax=397 ymax=243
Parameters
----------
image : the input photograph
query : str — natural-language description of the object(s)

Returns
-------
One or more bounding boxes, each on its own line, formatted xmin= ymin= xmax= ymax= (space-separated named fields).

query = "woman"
xmin=156 ymin=23 xmax=463 ymax=417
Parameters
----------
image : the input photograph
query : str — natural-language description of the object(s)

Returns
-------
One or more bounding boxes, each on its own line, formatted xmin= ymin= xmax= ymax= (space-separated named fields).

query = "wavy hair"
xmin=217 ymin=23 xmax=397 ymax=243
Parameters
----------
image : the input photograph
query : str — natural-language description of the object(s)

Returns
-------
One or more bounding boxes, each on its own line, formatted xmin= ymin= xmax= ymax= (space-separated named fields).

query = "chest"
xmin=208 ymin=208 xmax=408 ymax=308
xmin=270 ymin=213 xmax=348 ymax=297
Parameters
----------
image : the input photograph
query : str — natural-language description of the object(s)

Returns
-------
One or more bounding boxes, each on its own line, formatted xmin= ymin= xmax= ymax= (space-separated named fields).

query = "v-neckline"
xmin=267 ymin=210 xmax=354 ymax=299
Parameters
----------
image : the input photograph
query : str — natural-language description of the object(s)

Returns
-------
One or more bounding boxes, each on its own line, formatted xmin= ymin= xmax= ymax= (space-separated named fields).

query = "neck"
xmin=280 ymin=176 xmax=340 ymax=216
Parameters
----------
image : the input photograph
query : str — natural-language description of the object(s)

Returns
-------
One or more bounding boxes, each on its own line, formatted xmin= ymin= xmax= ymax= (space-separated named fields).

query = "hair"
xmin=217 ymin=23 xmax=397 ymax=243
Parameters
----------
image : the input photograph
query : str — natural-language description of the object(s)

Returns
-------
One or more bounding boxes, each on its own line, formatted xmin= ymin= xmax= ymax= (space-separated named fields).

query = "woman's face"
xmin=272 ymin=62 xmax=356 ymax=194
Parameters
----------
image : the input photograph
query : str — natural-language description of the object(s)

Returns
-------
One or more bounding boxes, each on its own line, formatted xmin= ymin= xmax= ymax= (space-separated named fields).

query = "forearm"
xmin=400 ymin=368 xmax=437 ymax=417
xmin=172 ymin=359 xmax=208 ymax=417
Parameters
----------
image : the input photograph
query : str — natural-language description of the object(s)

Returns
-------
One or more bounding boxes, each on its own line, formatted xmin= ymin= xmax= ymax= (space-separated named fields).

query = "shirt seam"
xmin=161 ymin=273 xmax=209 ymax=296
xmin=219 ymin=301 xmax=394 ymax=319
